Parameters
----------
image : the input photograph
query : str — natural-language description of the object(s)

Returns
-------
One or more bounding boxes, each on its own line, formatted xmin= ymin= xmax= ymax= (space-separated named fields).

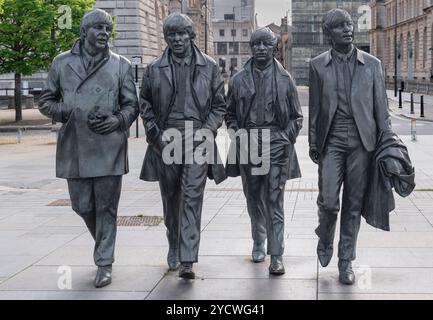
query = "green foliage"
xmin=0 ymin=0 xmax=94 ymax=76
xmin=48 ymin=0 xmax=95 ymax=57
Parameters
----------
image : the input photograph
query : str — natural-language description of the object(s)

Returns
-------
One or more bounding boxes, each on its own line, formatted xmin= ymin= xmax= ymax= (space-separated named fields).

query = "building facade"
xmin=291 ymin=0 xmax=371 ymax=85
xmin=370 ymin=0 xmax=433 ymax=93
xmin=212 ymin=0 xmax=256 ymax=76
xmin=0 ymin=0 xmax=213 ymax=92
xmin=266 ymin=16 xmax=292 ymax=72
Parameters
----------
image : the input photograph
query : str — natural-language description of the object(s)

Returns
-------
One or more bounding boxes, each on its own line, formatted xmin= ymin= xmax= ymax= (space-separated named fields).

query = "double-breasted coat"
xmin=39 ymin=40 xmax=139 ymax=179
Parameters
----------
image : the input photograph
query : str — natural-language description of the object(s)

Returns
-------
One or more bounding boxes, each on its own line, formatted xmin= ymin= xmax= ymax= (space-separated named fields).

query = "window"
xmin=231 ymin=29 xmax=236 ymax=37
xmin=240 ymin=42 xmax=250 ymax=54
xmin=228 ymin=42 xmax=239 ymax=55
xmin=219 ymin=29 xmax=225 ymax=37
xmin=217 ymin=42 xmax=228 ymax=55
xmin=224 ymin=14 xmax=235 ymax=20
xmin=242 ymin=29 xmax=248 ymax=37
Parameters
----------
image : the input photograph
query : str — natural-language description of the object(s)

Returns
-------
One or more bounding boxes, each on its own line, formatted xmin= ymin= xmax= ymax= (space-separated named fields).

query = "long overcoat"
xmin=225 ymin=58 xmax=303 ymax=180
xmin=39 ymin=40 xmax=139 ymax=179
xmin=139 ymin=44 xmax=227 ymax=184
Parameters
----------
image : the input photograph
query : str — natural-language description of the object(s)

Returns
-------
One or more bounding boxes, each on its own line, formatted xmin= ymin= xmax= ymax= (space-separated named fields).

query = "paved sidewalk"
xmin=0 ymin=108 xmax=52 ymax=127
xmin=1 ymin=131 xmax=433 ymax=300
xmin=387 ymin=89 xmax=433 ymax=122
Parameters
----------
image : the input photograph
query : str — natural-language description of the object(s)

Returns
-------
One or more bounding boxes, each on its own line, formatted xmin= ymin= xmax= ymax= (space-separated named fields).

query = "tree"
xmin=0 ymin=0 xmax=94 ymax=122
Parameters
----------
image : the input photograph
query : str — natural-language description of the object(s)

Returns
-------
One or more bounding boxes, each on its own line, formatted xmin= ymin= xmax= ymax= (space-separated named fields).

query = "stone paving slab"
xmin=318 ymin=267 xmax=433 ymax=294
xmin=0 ymin=266 xmax=165 ymax=292
xmin=1 ymin=135 xmax=433 ymax=299
xmin=0 ymin=290 xmax=150 ymax=300
xmin=318 ymin=293 xmax=433 ymax=300
xmin=192 ymin=256 xmax=317 ymax=280
xmin=146 ymin=276 xmax=317 ymax=300
xmin=36 ymin=245 xmax=167 ymax=267
xmin=324 ymin=248 xmax=433 ymax=268
xmin=0 ymin=255 xmax=44 ymax=278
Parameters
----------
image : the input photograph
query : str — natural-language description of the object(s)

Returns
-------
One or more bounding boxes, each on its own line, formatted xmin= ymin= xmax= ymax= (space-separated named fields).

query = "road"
xmin=296 ymin=87 xmax=433 ymax=136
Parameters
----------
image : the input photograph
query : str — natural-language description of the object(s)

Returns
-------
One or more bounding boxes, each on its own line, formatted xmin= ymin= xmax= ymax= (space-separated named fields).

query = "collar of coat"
xmin=67 ymin=40 xmax=112 ymax=86
xmin=158 ymin=43 xmax=207 ymax=68
xmin=243 ymin=58 xmax=289 ymax=78
xmin=324 ymin=46 xmax=365 ymax=66
xmin=70 ymin=39 xmax=111 ymax=59
xmin=238 ymin=58 xmax=290 ymax=96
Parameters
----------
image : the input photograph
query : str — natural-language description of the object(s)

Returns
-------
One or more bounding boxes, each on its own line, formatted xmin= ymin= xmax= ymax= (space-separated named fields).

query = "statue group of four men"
xmin=39 ymin=8 xmax=393 ymax=288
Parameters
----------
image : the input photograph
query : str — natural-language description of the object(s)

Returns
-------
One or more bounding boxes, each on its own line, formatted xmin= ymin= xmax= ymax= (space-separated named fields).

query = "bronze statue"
xmin=139 ymin=13 xmax=226 ymax=279
xmin=308 ymin=9 xmax=392 ymax=285
xmin=38 ymin=9 xmax=139 ymax=288
xmin=225 ymin=27 xmax=303 ymax=275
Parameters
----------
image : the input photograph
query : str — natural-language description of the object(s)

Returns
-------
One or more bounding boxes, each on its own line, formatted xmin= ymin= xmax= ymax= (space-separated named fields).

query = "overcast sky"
xmin=255 ymin=0 xmax=292 ymax=27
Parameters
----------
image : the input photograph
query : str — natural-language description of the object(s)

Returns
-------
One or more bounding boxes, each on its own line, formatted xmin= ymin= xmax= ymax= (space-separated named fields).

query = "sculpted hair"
xmin=249 ymin=27 xmax=278 ymax=48
xmin=322 ymin=8 xmax=353 ymax=39
xmin=80 ymin=9 xmax=113 ymax=42
xmin=163 ymin=13 xmax=196 ymax=41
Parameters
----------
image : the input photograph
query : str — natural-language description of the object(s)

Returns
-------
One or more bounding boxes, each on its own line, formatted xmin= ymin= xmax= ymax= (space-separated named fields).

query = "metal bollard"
xmin=17 ymin=128 xmax=22 ymax=144
xmin=411 ymin=119 xmax=417 ymax=142
xmin=399 ymin=89 xmax=402 ymax=108
xmin=421 ymin=95 xmax=425 ymax=118
xmin=135 ymin=83 xmax=140 ymax=138
xmin=410 ymin=92 xmax=414 ymax=114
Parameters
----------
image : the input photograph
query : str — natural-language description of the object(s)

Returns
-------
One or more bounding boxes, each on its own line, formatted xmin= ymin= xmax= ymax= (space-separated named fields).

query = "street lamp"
xmin=394 ymin=0 xmax=398 ymax=97
xmin=131 ymin=56 xmax=142 ymax=138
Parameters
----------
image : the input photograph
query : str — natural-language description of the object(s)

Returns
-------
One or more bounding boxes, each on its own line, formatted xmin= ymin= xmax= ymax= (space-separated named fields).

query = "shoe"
xmin=167 ymin=247 xmax=180 ymax=271
xmin=252 ymin=242 xmax=266 ymax=263
xmin=338 ymin=260 xmax=355 ymax=285
xmin=268 ymin=255 xmax=285 ymax=275
xmin=94 ymin=265 xmax=112 ymax=288
xmin=317 ymin=239 xmax=333 ymax=267
xmin=178 ymin=263 xmax=195 ymax=279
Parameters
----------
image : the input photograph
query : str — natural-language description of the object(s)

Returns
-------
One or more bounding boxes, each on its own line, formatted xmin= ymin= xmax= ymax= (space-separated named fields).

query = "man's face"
xmin=251 ymin=36 xmax=275 ymax=64
xmin=165 ymin=27 xmax=192 ymax=58
xmin=84 ymin=22 xmax=113 ymax=52
xmin=329 ymin=17 xmax=354 ymax=47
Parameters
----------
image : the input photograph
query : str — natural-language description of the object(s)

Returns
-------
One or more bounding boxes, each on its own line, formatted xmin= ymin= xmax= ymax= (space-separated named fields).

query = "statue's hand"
xmin=309 ymin=148 xmax=320 ymax=164
xmin=88 ymin=115 xmax=120 ymax=135
xmin=154 ymin=134 xmax=168 ymax=156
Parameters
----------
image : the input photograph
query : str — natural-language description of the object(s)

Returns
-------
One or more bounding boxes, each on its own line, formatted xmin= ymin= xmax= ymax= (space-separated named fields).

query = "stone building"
xmin=291 ymin=0 xmax=371 ymax=85
xmin=96 ymin=0 xmax=214 ymax=64
xmin=212 ymin=0 xmax=256 ymax=76
xmin=370 ymin=0 xmax=433 ymax=93
xmin=0 ymin=0 xmax=214 ymax=94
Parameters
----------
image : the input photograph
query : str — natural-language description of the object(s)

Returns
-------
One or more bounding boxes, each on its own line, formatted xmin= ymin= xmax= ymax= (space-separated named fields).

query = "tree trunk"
xmin=14 ymin=73 xmax=22 ymax=122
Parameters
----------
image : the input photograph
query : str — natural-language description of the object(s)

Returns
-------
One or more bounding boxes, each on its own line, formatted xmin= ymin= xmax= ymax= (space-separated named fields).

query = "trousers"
xmin=67 ymin=175 xmax=122 ymax=267
xmin=316 ymin=120 xmax=371 ymax=261
xmin=240 ymin=136 xmax=289 ymax=256
xmin=157 ymin=125 xmax=209 ymax=263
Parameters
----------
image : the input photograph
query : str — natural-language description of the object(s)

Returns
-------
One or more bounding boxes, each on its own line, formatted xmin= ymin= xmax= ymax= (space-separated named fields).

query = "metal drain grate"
xmin=117 ymin=216 xmax=163 ymax=226
xmin=47 ymin=199 xmax=71 ymax=206
xmin=46 ymin=200 xmax=162 ymax=226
